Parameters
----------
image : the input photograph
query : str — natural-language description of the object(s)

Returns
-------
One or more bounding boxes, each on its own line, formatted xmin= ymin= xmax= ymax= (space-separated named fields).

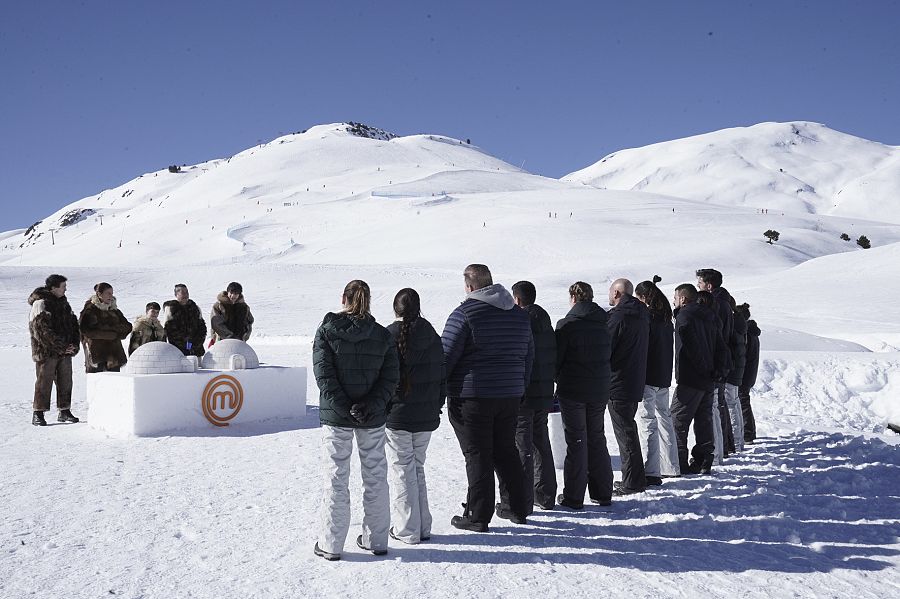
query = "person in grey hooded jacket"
xmin=441 ymin=264 xmax=534 ymax=532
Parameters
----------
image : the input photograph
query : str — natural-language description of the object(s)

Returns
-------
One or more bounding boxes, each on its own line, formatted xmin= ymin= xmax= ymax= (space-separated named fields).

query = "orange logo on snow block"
xmin=202 ymin=375 xmax=244 ymax=427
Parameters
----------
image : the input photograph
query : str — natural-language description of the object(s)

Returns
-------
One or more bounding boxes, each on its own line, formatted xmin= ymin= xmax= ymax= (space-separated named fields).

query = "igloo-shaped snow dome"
xmin=124 ymin=341 xmax=199 ymax=374
xmin=201 ymin=339 xmax=260 ymax=370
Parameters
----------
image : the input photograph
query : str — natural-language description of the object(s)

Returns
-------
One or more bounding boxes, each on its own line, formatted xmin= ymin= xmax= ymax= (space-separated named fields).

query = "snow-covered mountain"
xmin=565 ymin=121 xmax=900 ymax=224
xmin=4 ymin=121 xmax=900 ymax=279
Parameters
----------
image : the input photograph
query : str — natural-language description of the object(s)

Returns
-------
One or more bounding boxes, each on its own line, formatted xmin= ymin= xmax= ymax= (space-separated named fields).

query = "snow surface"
xmin=565 ymin=121 xmax=900 ymax=225
xmin=1 ymin=122 xmax=898 ymax=598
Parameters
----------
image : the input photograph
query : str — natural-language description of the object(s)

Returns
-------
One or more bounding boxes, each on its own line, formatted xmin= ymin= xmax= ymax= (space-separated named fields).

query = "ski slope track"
xmin=1 ymin=122 xmax=898 ymax=598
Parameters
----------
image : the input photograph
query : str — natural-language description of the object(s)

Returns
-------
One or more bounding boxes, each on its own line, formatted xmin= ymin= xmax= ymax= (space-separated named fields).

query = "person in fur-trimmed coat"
xmin=162 ymin=284 xmax=206 ymax=357
xmin=79 ymin=282 xmax=132 ymax=373
xmin=128 ymin=302 xmax=167 ymax=355
xmin=210 ymin=282 xmax=254 ymax=343
xmin=28 ymin=274 xmax=81 ymax=425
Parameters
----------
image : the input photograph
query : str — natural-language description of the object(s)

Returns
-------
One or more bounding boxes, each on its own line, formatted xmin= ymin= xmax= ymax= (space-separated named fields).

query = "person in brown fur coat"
xmin=79 ymin=282 xmax=132 ymax=373
xmin=28 ymin=274 xmax=81 ymax=426
xmin=128 ymin=302 xmax=167 ymax=355
xmin=210 ymin=281 xmax=254 ymax=344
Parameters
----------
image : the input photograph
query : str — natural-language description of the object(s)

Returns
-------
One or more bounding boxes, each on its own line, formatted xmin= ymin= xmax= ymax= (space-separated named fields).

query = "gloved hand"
xmin=349 ymin=403 xmax=369 ymax=424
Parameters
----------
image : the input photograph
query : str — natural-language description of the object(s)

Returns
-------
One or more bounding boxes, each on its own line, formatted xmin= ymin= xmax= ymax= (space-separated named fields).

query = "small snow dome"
xmin=201 ymin=339 xmax=260 ymax=370
xmin=125 ymin=342 xmax=198 ymax=374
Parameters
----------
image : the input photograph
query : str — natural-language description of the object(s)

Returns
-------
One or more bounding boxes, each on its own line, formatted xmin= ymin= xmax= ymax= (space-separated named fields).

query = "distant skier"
xmin=210 ymin=282 xmax=254 ymax=344
xmin=163 ymin=284 xmax=207 ymax=357
xmin=28 ymin=274 xmax=81 ymax=426
xmin=128 ymin=302 xmax=166 ymax=355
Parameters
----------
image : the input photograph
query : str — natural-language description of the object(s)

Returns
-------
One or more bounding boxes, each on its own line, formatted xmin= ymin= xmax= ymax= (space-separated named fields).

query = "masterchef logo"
xmin=201 ymin=375 xmax=244 ymax=427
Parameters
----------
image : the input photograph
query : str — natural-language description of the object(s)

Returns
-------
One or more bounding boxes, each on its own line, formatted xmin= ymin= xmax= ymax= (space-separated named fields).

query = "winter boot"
xmin=356 ymin=535 xmax=387 ymax=556
xmin=557 ymin=494 xmax=584 ymax=510
xmin=58 ymin=409 xmax=79 ymax=423
xmin=450 ymin=515 xmax=489 ymax=532
xmin=313 ymin=543 xmax=340 ymax=561
xmin=32 ymin=411 xmax=47 ymax=426
xmin=494 ymin=503 xmax=527 ymax=525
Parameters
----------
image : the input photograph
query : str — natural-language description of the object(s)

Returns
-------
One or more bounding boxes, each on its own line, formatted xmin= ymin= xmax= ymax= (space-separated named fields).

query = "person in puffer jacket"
xmin=442 ymin=264 xmax=534 ymax=533
xmin=724 ymin=295 xmax=748 ymax=452
xmin=384 ymin=288 xmax=444 ymax=545
xmin=312 ymin=280 xmax=399 ymax=561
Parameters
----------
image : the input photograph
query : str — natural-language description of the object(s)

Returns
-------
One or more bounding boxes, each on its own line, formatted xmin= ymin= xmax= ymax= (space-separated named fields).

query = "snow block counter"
xmin=87 ymin=366 xmax=307 ymax=438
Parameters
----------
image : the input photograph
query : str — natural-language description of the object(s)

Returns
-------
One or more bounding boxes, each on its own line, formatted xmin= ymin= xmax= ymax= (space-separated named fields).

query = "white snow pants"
xmin=637 ymin=385 xmax=681 ymax=477
xmin=385 ymin=429 xmax=433 ymax=544
xmin=711 ymin=384 xmax=725 ymax=466
xmin=724 ymin=383 xmax=745 ymax=452
xmin=318 ymin=425 xmax=390 ymax=555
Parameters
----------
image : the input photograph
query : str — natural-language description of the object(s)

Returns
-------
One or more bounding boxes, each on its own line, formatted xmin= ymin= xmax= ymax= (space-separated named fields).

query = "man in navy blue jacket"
xmin=442 ymin=264 xmax=535 ymax=532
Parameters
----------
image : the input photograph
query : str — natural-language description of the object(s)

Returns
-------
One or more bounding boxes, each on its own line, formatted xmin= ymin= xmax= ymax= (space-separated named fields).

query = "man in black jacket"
xmin=738 ymin=303 xmax=761 ymax=443
xmin=499 ymin=281 xmax=557 ymax=513
xmin=607 ymin=279 xmax=650 ymax=494
xmin=162 ymin=284 xmax=207 ymax=357
xmin=442 ymin=264 xmax=534 ymax=532
xmin=696 ymin=268 xmax=734 ymax=463
xmin=555 ymin=282 xmax=613 ymax=508
xmin=671 ymin=284 xmax=729 ymax=474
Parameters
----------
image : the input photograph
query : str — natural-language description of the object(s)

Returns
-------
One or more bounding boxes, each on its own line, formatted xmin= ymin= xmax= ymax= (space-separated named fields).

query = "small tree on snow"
xmin=764 ymin=229 xmax=780 ymax=244
xmin=840 ymin=233 xmax=851 ymax=241
xmin=857 ymin=235 xmax=871 ymax=249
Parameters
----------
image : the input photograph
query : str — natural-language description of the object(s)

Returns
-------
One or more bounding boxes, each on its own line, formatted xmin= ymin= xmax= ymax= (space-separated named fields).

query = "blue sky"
xmin=2 ymin=0 xmax=899 ymax=231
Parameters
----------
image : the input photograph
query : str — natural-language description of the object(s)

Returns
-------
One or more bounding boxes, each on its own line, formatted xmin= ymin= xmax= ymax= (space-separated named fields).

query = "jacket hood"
xmin=28 ymin=287 xmax=53 ymax=305
xmin=747 ymin=319 xmax=761 ymax=337
xmin=611 ymin=294 xmax=644 ymax=318
xmin=564 ymin=300 xmax=607 ymax=322
xmin=87 ymin=294 xmax=118 ymax=311
xmin=217 ymin=291 xmax=245 ymax=305
xmin=321 ymin=311 xmax=376 ymax=342
xmin=681 ymin=301 xmax=715 ymax=324
xmin=134 ymin=314 xmax=163 ymax=327
xmin=524 ymin=303 xmax=550 ymax=321
xmin=466 ymin=284 xmax=515 ymax=310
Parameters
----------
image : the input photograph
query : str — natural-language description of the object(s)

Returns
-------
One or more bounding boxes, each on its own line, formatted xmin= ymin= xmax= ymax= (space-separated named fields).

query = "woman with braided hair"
xmin=384 ymin=288 xmax=444 ymax=544
xmin=635 ymin=277 xmax=681 ymax=483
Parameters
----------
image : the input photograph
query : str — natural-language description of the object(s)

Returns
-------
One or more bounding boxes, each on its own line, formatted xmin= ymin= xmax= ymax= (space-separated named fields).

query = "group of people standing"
xmin=311 ymin=264 xmax=761 ymax=560
xmin=27 ymin=276 xmax=255 ymax=426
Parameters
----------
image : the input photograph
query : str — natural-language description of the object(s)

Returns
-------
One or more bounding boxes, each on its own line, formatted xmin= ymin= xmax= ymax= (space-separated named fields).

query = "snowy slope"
xmin=565 ymin=121 xmax=900 ymax=223
xmin=1 ymin=122 xmax=899 ymax=598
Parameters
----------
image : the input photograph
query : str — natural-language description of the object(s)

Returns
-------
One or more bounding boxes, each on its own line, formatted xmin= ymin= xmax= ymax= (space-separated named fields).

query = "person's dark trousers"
xmin=531 ymin=408 xmax=557 ymax=508
xmin=716 ymin=382 xmax=735 ymax=455
xmin=33 ymin=356 xmax=73 ymax=412
xmin=671 ymin=385 xmax=715 ymax=471
xmin=449 ymin=397 xmax=527 ymax=524
xmin=739 ymin=385 xmax=757 ymax=442
xmin=559 ymin=399 xmax=613 ymax=505
xmin=499 ymin=405 xmax=536 ymax=515
xmin=608 ymin=399 xmax=647 ymax=491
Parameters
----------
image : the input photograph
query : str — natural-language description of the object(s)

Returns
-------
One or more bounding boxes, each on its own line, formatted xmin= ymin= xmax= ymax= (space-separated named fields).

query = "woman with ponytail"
xmin=634 ymin=277 xmax=681 ymax=482
xmin=312 ymin=280 xmax=399 ymax=561
xmin=384 ymin=288 xmax=444 ymax=544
